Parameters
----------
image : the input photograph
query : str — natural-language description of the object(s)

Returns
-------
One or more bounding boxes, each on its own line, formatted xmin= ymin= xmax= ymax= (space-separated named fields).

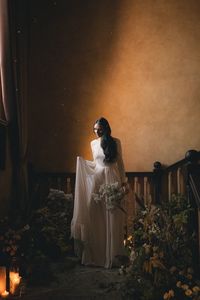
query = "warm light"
xmin=1 ymin=290 xmax=9 ymax=298
xmin=127 ymin=235 xmax=133 ymax=241
xmin=124 ymin=235 xmax=133 ymax=248
xmin=0 ymin=267 xmax=6 ymax=295
xmin=9 ymin=272 xmax=21 ymax=295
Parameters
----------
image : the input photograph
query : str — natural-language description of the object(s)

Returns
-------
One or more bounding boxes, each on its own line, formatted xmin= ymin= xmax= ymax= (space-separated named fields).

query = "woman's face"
xmin=93 ymin=123 xmax=104 ymax=138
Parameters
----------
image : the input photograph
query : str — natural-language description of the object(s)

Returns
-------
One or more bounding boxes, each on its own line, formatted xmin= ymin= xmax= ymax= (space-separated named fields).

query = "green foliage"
xmin=0 ymin=189 xmax=74 ymax=284
xmin=121 ymin=194 xmax=199 ymax=300
xmin=29 ymin=189 xmax=73 ymax=259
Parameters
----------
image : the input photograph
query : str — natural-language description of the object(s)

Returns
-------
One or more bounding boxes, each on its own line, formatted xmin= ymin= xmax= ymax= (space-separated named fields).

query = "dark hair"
xmin=94 ymin=117 xmax=117 ymax=163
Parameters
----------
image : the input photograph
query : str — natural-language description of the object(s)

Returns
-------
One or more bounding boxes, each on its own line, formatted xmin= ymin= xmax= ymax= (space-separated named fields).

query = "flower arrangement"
xmin=0 ymin=216 xmax=31 ymax=263
xmin=25 ymin=189 xmax=74 ymax=285
xmin=29 ymin=188 xmax=73 ymax=258
xmin=120 ymin=194 xmax=199 ymax=300
xmin=163 ymin=267 xmax=200 ymax=300
xmin=92 ymin=182 xmax=126 ymax=213
xmin=0 ymin=189 xmax=74 ymax=285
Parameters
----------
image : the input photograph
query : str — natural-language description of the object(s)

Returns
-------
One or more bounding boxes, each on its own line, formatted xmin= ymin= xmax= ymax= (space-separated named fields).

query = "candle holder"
xmin=0 ymin=266 xmax=6 ymax=296
xmin=0 ymin=257 xmax=25 ymax=299
xmin=9 ymin=258 xmax=23 ymax=298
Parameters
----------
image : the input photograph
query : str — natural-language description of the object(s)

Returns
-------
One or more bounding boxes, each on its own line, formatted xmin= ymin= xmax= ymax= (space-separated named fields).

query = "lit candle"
xmin=0 ymin=267 xmax=6 ymax=295
xmin=9 ymin=272 xmax=21 ymax=295
xmin=1 ymin=290 xmax=9 ymax=298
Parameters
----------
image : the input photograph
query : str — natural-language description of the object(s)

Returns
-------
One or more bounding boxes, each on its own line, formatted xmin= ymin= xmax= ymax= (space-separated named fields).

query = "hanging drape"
xmin=0 ymin=76 xmax=6 ymax=170
xmin=0 ymin=0 xmax=30 ymax=213
xmin=0 ymin=0 xmax=14 ymax=121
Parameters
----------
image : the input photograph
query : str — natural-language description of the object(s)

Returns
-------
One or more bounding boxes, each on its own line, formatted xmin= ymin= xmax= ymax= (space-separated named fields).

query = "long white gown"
xmin=71 ymin=137 xmax=127 ymax=268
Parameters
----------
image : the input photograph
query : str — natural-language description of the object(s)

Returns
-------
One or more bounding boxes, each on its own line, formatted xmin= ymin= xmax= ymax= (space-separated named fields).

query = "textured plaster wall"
xmin=29 ymin=0 xmax=200 ymax=172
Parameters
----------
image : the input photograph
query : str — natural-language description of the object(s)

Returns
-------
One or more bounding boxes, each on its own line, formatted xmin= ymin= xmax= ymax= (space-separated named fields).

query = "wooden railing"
xmin=28 ymin=149 xmax=200 ymax=267
xmin=28 ymin=150 xmax=200 ymax=215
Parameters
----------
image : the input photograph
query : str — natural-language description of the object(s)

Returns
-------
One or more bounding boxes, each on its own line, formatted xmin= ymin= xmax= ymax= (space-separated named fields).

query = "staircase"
xmin=28 ymin=149 xmax=200 ymax=268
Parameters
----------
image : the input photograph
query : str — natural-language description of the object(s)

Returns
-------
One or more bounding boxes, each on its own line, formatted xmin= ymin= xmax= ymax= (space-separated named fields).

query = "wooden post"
xmin=185 ymin=149 xmax=200 ymax=273
xmin=153 ymin=161 xmax=163 ymax=204
xmin=168 ymin=171 xmax=172 ymax=201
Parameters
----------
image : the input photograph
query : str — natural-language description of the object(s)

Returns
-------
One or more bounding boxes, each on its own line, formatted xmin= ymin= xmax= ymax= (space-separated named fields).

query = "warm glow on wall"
xmin=29 ymin=0 xmax=200 ymax=172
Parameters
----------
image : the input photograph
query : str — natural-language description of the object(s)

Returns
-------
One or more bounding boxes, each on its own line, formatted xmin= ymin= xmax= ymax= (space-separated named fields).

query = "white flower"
xmin=23 ymin=224 xmax=30 ymax=231
xmin=130 ymin=249 xmax=136 ymax=262
xmin=47 ymin=189 xmax=73 ymax=201
xmin=92 ymin=182 xmax=126 ymax=213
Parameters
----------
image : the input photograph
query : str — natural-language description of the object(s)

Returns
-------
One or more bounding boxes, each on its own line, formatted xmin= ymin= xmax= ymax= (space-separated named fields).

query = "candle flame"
xmin=1 ymin=290 xmax=9 ymax=298
xmin=10 ymin=272 xmax=21 ymax=295
xmin=0 ymin=267 xmax=6 ymax=295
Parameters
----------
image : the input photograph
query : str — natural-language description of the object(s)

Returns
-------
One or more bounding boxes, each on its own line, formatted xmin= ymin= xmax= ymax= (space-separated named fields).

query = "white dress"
xmin=71 ymin=137 xmax=127 ymax=268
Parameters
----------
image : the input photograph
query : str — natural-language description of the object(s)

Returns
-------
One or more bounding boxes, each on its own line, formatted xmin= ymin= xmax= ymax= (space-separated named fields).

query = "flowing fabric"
xmin=71 ymin=138 xmax=127 ymax=268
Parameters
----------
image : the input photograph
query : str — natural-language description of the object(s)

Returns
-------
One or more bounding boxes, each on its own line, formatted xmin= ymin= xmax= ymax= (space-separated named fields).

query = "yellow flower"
xmin=187 ymin=268 xmax=194 ymax=274
xmin=143 ymin=244 xmax=151 ymax=254
xmin=163 ymin=290 xmax=174 ymax=299
xmin=192 ymin=286 xmax=200 ymax=293
xmin=168 ymin=289 xmax=174 ymax=297
xmin=182 ymin=284 xmax=189 ymax=290
xmin=163 ymin=292 xmax=169 ymax=299
xmin=170 ymin=266 xmax=177 ymax=273
xmin=159 ymin=251 xmax=164 ymax=258
xmin=179 ymin=270 xmax=185 ymax=275
xmin=153 ymin=246 xmax=158 ymax=252
xmin=186 ymin=274 xmax=193 ymax=280
xmin=185 ymin=289 xmax=193 ymax=296
xmin=127 ymin=235 xmax=132 ymax=241
xmin=176 ymin=281 xmax=182 ymax=288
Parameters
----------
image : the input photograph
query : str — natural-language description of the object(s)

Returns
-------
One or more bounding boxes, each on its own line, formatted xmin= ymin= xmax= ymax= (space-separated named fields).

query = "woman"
xmin=71 ymin=117 xmax=127 ymax=268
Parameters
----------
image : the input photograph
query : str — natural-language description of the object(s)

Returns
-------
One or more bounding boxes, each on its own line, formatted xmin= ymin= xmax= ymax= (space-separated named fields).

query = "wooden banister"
xmin=28 ymin=149 xmax=200 ymax=267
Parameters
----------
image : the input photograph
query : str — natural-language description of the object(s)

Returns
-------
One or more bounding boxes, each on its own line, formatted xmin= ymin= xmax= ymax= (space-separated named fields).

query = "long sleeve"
xmin=116 ymin=138 xmax=127 ymax=184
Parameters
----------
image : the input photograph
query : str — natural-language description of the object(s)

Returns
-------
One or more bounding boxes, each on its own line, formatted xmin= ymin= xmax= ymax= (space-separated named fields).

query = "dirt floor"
xmin=20 ymin=257 xmax=126 ymax=300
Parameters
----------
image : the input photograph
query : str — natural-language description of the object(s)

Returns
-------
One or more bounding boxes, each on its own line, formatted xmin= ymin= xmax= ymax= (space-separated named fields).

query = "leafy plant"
xmin=0 ymin=215 xmax=31 ymax=263
xmin=28 ymin=189 xmax=73 ymax=259
xmin=120 ymin=194 xmax=199 ymax=300
xmin=0 ymin=189 xmax=74 ymax=284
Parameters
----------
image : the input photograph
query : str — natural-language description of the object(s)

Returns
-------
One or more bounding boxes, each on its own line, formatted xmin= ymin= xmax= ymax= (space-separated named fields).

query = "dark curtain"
xmin=0 ymin=76 xmax=7 ymax=170
xmin=0 ymin=0 xmax=30 ymax=213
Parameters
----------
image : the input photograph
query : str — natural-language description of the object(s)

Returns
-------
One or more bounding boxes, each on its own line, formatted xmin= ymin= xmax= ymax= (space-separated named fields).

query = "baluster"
xmin=177 ymin=167 xmax=181 ymax=194
xmin=134 ymin=177 xmax=139 ymax=211
xmin=66 ymin=177 xmax=71 ymax=193
xmin=138 ymin=179 xmax=141 ymax=198
xmin=179 ymin=166 xmax=186 ymax=195
xmin=134 ymin=177 xmax=138 ymax=195
xmin=47 ymin=177 xmax=52 ymax=190
xmin=147 ymin=177 xmax=151 ymax=203
xmin=168 ymin=171 xmax=172 ymax=201
xmin=153 ymin=161 xmax=162 ymax=204
xmin=144 ymin=177 xmax=148 ymax=205
xmin=57 ymin=177 xmax=61 ymax=190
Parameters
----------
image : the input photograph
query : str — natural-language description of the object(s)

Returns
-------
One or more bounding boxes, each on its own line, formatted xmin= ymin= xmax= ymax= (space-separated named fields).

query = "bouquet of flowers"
xmin=92 ymin=182 xmax=126 ymax=213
